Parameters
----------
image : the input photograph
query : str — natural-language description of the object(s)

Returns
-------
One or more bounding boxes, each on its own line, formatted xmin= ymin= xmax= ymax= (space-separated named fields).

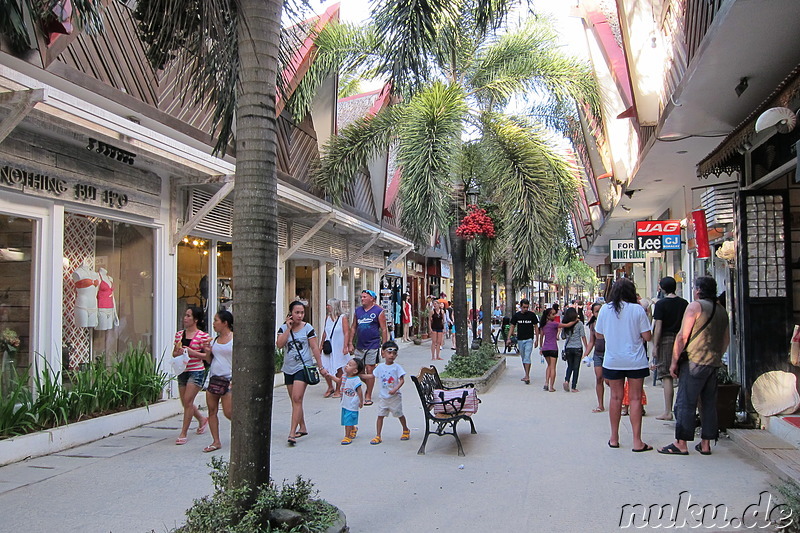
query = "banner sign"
xmin=635 ymin=220 xmax=682 ymax=251
xmin=609 ymin=240 xmax=647 ymax=263
xmin=692 ymin=210 xmax=711 ymax=259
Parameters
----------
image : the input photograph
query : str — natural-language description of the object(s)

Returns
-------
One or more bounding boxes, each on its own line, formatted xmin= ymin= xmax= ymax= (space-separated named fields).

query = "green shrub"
xmin=274 ymin=348 xmax=284 ymax=374
xmin=774 ymin=479 xmax=800 ymax=533
xmin=441 ymin=343 xmax=498 ymax=378
xmin=0 ymin=367 xmax=36 ymax=437
xmin=176 ymin=457 xmax=339 ymax=532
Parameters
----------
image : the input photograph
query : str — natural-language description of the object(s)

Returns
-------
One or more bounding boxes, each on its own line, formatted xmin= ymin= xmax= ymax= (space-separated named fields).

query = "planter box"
xmin=0 ymin=398 xmax=186 ymax=467
xmin=441 ymin=356 xmax=506 ymax=393
xmin=717 ymin=383 xmax=741 ymax=431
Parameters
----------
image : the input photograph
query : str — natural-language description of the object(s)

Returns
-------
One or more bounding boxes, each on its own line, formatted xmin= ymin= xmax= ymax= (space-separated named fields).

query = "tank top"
xmin=430 ymin=310 xmax=445 ymax=330
xmin=687 ymin=300 xmax=728 ymax=367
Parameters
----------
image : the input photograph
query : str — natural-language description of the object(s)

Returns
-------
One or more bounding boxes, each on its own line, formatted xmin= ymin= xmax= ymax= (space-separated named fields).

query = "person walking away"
xmin=321 ymin=298 xmax=350 ymax=398
xmin=201 ymin=310 xmax=233 ymax=453
xmin=651 ymin=277 xmax=688 ymax=421
xmin=429 ymin=300 xmax=446 ymax=360
xmin=277 ymin=301 xmax=324 ymax=446
xmin=370 ymin=340 xmax=411 ymax=444
xmin=658 ymin=276 xmax=729 ymax=456
xmin=595 ymin=278 xmax=653 ymax=452
xmin=506 ymin=298 xmax=539 ymax=384
xmin=538 ymin=307 xmax=578 ymax=391
xmin=584 ymin=302 xmax=606 ymax=412
xmin=323 ymin=357 xmax=364 ymax=444
xmin=172 ymin=306 xmax=210 ymax=446
xmin=347 ymin=289 xmax=387 ymax=405
xmin=561 ymin=308 xmax=587 ymax=392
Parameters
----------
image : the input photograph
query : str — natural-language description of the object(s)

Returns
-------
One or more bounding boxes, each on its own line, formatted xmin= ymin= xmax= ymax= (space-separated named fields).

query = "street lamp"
xmin=465 ymin=187 xmax=479 ymax=341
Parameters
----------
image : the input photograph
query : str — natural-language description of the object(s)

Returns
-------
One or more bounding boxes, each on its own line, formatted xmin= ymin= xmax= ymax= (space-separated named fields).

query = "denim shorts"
xmin=517 ymin=338 xmax=534 ymax=364
xmin=178 ymin=370 xmax=206 ymax=388
xmin=593 ymin=351 xmax=605 ymax=367
xmin=602 ymin=367 xmax=650 ymax=380
xmin=341 ymin=408 xmax=359 ymax=426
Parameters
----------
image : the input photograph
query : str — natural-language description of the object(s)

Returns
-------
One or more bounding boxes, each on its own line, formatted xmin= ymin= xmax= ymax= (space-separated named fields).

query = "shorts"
xmin=284 ymin=369 xmax=309 ymax=385
xmin=593 ymin=351 xmax=605 ymax=367
xmin=341 ymin=408 xmax=359 ymax=426
xmin=354 ymin=348 xmax=380 ymax=366
xmin=377 ymin=394 xmax=404 ymax=417
xmin=655 ymin=334 xmax=676 ymax=379
xmin=602 ymin=367 xmax=650 ymax=380
xmin=541 ymin=350 xmax=559 ymax=359
xmin=431 ymin=328 xmax=444 ymax=333
xmin=517 ymin=338 xmax=534 ymax=364
xmin=178 ymin=370 xmax=206 ymax=388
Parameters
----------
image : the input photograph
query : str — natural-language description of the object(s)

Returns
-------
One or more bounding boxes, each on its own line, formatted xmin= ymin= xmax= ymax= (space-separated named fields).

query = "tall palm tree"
xmin=304 ymin=8 xmax=596 ymax=354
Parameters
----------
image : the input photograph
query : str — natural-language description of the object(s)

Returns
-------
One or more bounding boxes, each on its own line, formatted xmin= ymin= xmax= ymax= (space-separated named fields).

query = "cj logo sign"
xmin=635 ymin=220 xmax=682 ymax=251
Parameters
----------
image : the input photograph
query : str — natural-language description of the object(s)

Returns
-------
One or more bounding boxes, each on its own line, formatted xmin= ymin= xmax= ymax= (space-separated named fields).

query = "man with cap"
xmin=347 ymin=289 xmax=388 ymax=405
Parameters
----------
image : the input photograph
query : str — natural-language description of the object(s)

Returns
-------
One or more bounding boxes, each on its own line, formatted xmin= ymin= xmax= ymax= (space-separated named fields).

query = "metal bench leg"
xmin=418 ymin=420 xmax=431 ymax=455
xmin=451 ymin=421 xmax=465 ymax=457
xmin=468 ymin=417 xmax=477 ymax=434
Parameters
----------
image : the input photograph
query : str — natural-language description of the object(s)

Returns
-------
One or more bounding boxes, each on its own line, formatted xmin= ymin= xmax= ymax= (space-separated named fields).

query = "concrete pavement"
xmin=0 ymin=337 xmax=781 ymax=532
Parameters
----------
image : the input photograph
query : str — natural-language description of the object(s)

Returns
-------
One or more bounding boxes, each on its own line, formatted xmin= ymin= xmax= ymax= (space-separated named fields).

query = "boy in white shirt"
xmin=370 ymin=340 xmax=411 ymax=444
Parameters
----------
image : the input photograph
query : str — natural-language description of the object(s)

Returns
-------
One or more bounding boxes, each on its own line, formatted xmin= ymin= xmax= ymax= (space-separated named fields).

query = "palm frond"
xmin=397 ymin=82 xmax=468 ymax=244
xmin=313 ymin=106 xmax=401 ymax=204
xmin=481 ymin=113 xmax=580 ymax=281
xmin=0 ymin=0 xmax=103 ymax=53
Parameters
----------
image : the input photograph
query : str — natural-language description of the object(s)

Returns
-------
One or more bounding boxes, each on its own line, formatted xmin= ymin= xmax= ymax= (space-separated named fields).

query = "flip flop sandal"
xmin=196 ymin=419 xmax=209 ymax=435
xmin=632 ymin=444 xmax=653 ymax=452
xmin=370 ymin=436 xmax=382 ymax=445
xmin=592 ymin=407 xmax=605 ymax=413
xmin=295 ymin=431 xmax=308 ymax=438
xmin=287 ymin=437 xmax=297 ymax=446
xmin=400 ymin=430 xmax=411 ymax=441
xmin=364 ymin=400 xmax=374 ymax=406
xmin=695 ymin=443 xmax=712 ymax=455
xmin=175 ymin=437 xmax=188 ymax=445
xmin=657 ymin=443 xmax=688 ymax=455
xmin=608 ymin=440 xmax=620 ymax=448
xmin=203 ymin=444 xmax=221 ymax=453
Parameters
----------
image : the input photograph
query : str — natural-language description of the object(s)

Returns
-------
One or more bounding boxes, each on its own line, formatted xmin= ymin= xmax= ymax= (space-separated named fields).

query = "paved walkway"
xmin=0 ymin=337 xmax=781 ymax=532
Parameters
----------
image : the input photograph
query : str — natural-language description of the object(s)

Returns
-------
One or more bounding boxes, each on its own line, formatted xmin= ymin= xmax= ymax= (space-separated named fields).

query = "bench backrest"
xmin=412 ymin=366 xmax=443 ymax=406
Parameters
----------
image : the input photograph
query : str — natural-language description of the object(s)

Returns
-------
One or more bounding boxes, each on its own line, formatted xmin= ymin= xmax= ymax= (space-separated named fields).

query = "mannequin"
xmin=72 ymin=259 xmax=100 ymax=328
xmin=96 ymin=267 xmax=119 ymax=331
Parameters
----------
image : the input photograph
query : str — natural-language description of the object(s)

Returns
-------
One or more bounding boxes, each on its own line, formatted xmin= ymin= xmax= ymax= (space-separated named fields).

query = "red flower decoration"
xmin=456 ymin=205 xmax=496 ymax=240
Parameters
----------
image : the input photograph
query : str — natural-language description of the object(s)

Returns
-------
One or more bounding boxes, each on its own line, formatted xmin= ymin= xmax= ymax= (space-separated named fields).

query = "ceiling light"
xmin=192 ymin=240 xmax=199 ymax=246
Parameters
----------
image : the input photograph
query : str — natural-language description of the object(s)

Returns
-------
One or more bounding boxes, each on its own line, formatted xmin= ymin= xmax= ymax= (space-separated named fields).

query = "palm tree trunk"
xmin=229 ymin=0 xmax=283 ymax=490
xmin=449 ymin=223 xmax=469 ymax=356
xmin=504 ymin=257 xmax=514 ymax=316
xmin=480 ymin=252 xmax=492 ymax=345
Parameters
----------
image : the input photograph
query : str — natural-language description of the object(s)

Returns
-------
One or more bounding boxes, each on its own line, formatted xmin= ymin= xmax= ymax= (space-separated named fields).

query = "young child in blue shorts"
xmin=327 ymin=357 xmax=364 ymax=445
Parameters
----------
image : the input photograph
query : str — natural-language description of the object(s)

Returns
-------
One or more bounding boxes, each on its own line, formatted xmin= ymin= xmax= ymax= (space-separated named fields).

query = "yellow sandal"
xmin=370 ymin=436 xmax=382 ymax=445
xmin=400 ymin=430 xmax=411 ymax=441
xmin=340 ymin=437 xmax=353 ymax=445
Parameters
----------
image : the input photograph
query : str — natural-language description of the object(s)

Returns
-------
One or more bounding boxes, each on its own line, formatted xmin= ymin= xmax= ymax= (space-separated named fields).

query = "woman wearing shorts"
xmin=201 ymin=310 xmax=233 ymax=453
xmin=172 ymin=306 xmax=210 ymax=445
xmin=595 ymin=278 xmax=653 ymax=452
xmin=538 ymin=308 xmax=578 ymax=391
xmin=584 ymin=302 xmax=606 ymax=413
xmin=429 ymin=300 xmax=445 ymax=360
xmin=277 ymin=301 xmax=323 ymax=446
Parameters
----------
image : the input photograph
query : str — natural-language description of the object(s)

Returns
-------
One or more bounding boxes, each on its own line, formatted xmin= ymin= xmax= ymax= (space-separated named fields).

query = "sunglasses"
xmin=383 ymin=347 xmax=398 ymax=353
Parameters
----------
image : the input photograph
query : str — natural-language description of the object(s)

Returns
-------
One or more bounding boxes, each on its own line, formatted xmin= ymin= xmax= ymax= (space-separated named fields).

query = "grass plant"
xmin=441 ymin=343 xmax=498 ymax=378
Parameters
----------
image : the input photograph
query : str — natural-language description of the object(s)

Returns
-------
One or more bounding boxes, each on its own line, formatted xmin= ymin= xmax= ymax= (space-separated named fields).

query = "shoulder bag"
xmin=678 ymin=301 xmax=717 ymax=363
xmin=561 ymin=327 xmax=575 ymax=361
xmin=290 ymin=328 xmax=320 ymax=385
xmin=206 ymin=339 xmax=231 ymax=396
xmin=322 ymin=316 xmax=339 ymax=356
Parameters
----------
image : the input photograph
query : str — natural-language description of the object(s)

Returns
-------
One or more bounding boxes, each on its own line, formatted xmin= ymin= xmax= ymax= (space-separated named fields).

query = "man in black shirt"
xmin=651 ymin=276 xmax=688 ymax=420
xmin=507 ymin=298 xmax=539 ymax=384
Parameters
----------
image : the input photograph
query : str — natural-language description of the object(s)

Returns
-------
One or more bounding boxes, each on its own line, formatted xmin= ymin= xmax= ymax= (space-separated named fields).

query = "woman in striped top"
xmin=172 ymin=306 xmax=211 ymax=445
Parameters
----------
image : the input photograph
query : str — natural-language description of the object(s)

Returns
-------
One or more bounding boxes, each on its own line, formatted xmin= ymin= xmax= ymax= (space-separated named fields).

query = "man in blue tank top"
xmin=347 ymin=289 xmax=387 ymax=405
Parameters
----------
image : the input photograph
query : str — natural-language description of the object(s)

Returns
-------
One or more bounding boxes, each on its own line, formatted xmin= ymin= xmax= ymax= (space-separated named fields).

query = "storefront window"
xmin=62 ymin=213 xmax=154 ymax=368
xmin=177 ymin=235 xmax=210 ymax=327
xmin=0 ymin=214 xmax=34 ymax=394
xmin=217 ymin=242 xmax=233 ymax=313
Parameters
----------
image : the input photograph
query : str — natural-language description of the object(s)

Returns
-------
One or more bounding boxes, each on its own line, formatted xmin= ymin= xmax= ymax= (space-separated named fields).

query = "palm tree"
xmin=304 ymin=7 xmax=596 ymax=355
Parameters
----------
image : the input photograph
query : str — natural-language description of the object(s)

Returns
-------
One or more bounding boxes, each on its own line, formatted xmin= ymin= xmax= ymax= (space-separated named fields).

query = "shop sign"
xmin=609 ymin=239 xmax=647 ymax=263
xmin=2 ymin=163 xmax=129 ymax=209
xmin=440 ymin=262 xmax=451 ymax=278
xmin=635 ymin=220 xmax=682 ymax=251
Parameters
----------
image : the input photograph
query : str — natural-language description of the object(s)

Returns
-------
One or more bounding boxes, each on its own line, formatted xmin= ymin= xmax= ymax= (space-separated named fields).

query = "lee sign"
xmin=635 ymin=220 xmax=682 ymax=251
xmin=609 ymin=240 xmax=647 ymax=263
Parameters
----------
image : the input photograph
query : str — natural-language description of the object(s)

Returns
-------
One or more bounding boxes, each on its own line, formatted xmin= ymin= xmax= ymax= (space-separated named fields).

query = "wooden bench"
xmin=411 ymin=366 xmax=477 ymax=456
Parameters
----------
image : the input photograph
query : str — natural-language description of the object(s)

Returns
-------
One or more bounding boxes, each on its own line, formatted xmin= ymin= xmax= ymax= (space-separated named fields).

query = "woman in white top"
xmin=320 ymin=298 xmax=350 ymax=398
xmin=201 ymin=310 xmax=233 ymax=453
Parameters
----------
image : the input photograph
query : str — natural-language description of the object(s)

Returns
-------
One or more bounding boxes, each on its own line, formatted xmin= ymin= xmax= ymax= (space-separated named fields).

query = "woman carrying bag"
xmin=277 ymin=301 xmax=323 ymax=446
xmin=321 ymin=298 xmax=350 ymax=398
xmin=201 ymin=310 xmax=233 ymax=453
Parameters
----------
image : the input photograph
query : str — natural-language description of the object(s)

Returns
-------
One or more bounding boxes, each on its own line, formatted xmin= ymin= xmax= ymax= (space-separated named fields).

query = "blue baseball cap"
xmin=362 ymin=289 xmax=377 ymax=299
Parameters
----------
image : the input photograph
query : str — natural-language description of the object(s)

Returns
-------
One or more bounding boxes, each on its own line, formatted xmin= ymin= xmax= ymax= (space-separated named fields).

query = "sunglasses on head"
xmin=384 ymin=347 xmax=398 ymax=353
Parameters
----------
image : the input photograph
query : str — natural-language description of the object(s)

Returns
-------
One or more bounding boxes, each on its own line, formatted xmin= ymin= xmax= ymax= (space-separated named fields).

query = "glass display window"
xmin=177 ymin=235 xmax=210 ymax=327
xmin=217 ymin=242 xmax=233 ymax=314
xmin=62 ymin=213 xmax=155 ymax=368
xmin=0 ymin=214 xmax=34 ymax=395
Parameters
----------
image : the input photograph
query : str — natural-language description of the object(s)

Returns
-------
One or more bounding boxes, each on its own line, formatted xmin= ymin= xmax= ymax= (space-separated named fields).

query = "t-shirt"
xmin=653 ymin=296 xmax=689 ymax=335
xmin=208 ymin=337 xmax=233 ymax=378
xmin=354 ymin=305 xmax=383 ymax=350
xmin=595 ymin=302 xmax=651 ymax=370
xmin=278 ymin=323 xmax=316 ymax=375
xmin=175 ymin=329 xmax=211 ymax=372
xmin=374 ymin=362 xmax=405 ymax=399
xmin=562 ymin=321 xmax=585 ymax=349
xmin=540 ymin=321 xmax=560 ymax=351
xmin=341 ymin=376 xmax=363 ymax=412
xmin=510 ymin=311 xmax=539 ymax=340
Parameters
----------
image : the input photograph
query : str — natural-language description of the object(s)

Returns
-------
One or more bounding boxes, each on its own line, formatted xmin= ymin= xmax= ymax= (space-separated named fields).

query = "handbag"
xmin=679 ymin=301 xmax=717 ymax=363
xmin=432 ymin=388 xmax=480 ymax=415
xmin=290 ymin=329 xmax=320 ymax=385
xmin=322 ymin=316 xmax=340 ymax=356
xmin=207 ymin=375 xmax=231 ymax=396
xmin=561 ymin=328 xmax=575 ymax=361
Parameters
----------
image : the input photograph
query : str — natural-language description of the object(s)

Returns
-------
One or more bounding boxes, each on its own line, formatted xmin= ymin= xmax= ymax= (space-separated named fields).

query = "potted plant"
xmin=411 ymin=316 xmax=422 ymax=345
xmin=418 ymin=308 xmax=431 ymax=340
xmin=716 ymin=365 xmax=741 ymax=431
